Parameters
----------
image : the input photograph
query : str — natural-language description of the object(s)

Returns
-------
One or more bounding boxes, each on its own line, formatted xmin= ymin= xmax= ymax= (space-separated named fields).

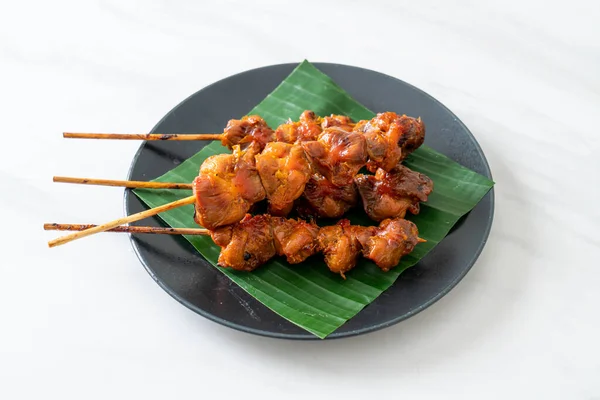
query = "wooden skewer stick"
xmin=47 ymin=195 xmax=196 ymax=248
xmin=44 ymin=223 xmax=207 ymax=235
xmin=53 ymin=176 xmax=193 ymax=190
xmin=45 ymin=224 xmax=426 ymax=242
xmin=63 ymin=132 xmax=223 ymax=141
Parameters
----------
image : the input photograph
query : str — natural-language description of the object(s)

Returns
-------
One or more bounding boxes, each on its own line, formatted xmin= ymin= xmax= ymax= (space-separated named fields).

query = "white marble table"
xmin=1 ymin=0 xmax=599 ymax=398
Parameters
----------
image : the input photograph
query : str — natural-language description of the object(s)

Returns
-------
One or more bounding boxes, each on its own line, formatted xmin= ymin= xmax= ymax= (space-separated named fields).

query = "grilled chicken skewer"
xmin=51 ymin=112 xmax=430 ymax=275
xmin=46 ymin=215 xmax=425 ymax=277
xmin=195 ymin=214 xmax=425 ymax=277
xmin=54 ymin=162 xmax=433 ymax=228
xmin=63 ymin=110 xmax=424 ymax=179
xmin=56 ymin=111 xmax=432 ymax=230
xmin=63 ymin=110 xmax=425 ymax=173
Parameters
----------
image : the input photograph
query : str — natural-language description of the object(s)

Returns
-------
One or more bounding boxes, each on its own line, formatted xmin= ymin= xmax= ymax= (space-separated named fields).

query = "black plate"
xmin=125 ymin=63 xmax=494 ymax=340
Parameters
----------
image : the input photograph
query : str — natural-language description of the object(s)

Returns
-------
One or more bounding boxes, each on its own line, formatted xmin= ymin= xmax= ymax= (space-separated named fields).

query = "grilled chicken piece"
xmin=193 ymin=153 xmax=249 ymax=230
xmin=354 ymin=112 xmax=425 ymax=172
xmin=347 ymin=225 xmax=378 ymax=248
xmin=301 ymin=127 xmax=368 ymax=187
xmin=221 ymin=115 xmax=275 ymax=150
xmin=321 ymin=114 xmax=355 ymax=131
xmin=301 ymin=173 xmax=358 ymax=218
xmin=231 ymin=142 xmax=266 ymax=204
xmin=193 ymin=144 xmax=266 ymax=230
xmin=317 ymin=220 xmax=362 ymax=278
xmin=360 ymin=218 xmax=422 ymax=271
xmin=274 ymin=110 xmax=323 ymax=143
xmin=256 ymin=142 xmax=312 ymax=216
xmin=193 ymin=174 xmax=249 ymax=230
xmin=211 ymin=225 xmax=233 ymax=247
xmin=354 ymin=165 xmax=433 ymax=221
xmin=213 ymin=214 xmax=276 ymax=271
xmin=272 ymin=217 xmax=320 ymax=264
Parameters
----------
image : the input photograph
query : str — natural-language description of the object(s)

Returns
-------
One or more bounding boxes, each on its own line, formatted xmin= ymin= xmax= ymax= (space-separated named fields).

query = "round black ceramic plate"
xmin=125 ymin=63 xmax=494 ymax=340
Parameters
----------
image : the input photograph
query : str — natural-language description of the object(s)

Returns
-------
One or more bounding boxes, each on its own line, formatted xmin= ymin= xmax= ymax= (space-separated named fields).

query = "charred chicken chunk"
xmin=361 ymin=218 xmax=422 ymax=271
xmin=354 ymin=112 xmax=425 ymax=172
xmin=256 ymin=142 xmax=312 ymax=216
xmin=301 ymin=127 xmax=368 ymax=187
xmin=274 ymin=110 xmax=323 ymax=143
xmin=301 ymin=173 xmax=358 ymax=218
xmin=321 ymin=114 xmax=355 ymax=131
xmin=193 ymin=153 xmax=249 ymax=230
xmin=212 ymin=214 xmax=276 ymax=271
xmin=354 ymin=165 xmax=433 ymax=221
xmin=231 ymin=142 xmax=266 ymax=204
xmin=221 ymin=115 xmax=275 ymax=150
xmin=193 ymin=144 xmax=266 ymax=230
xmin=272 ymin=217 xmax=320 ymax=264
xmin=317 ymin=220 xmax=362 ymax=278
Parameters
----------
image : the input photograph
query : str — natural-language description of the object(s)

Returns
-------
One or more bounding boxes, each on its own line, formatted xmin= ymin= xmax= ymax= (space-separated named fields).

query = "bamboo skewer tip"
xmin=44 ymin=223 xmax=208 ymax=236
xmin=47 ymin=195 xmax=197 ymax=248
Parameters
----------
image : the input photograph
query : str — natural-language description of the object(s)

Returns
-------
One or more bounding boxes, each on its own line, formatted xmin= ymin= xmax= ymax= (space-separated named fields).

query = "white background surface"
xmin=1 ymin=0 xmax=599 ymax=398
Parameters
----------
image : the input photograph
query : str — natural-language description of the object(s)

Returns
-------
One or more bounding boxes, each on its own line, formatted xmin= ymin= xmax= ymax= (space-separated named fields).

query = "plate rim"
xmin=124 ymin=62 xmax=495 ymax=340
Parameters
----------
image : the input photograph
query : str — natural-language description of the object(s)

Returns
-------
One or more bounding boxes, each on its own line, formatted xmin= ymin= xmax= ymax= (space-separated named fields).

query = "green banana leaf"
xmin=133 ymin=61 xmax=494 ymax=338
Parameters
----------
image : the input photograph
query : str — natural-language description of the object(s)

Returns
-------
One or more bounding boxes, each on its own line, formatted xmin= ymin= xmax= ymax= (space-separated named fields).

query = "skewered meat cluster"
xmin=182 ymin=110 xmax=433 ymax=275
xmin=47 ymin=109 xmax=430 ymax=278
xmin=299 ymin=165 xmax=434 ymax=220
xmin=319 ymin=218 xmax=422 ymax=276
xmin=194 ymin=110 xmax=432 ymax=229
xmin=212 ymin=214 xmax=423 ymax=277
